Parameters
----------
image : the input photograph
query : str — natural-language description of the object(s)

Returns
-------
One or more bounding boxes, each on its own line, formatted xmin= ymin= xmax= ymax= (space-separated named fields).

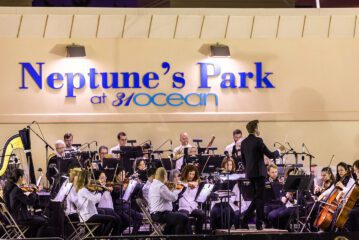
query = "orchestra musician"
xmin=75 ymin=170 xmax=115 ymax=236
xmin=173 ymin=132 xmax=192 ymax=170
xmin=112 ymin=168 xmax=143 ymax=235
xmin=179 ymin=165 xmax=205 ymax=234
xmin=264 ymin=164 xmax=284 ymax=227
xmin=149 ymin=167 xmax=189 ymax=235
xmin=46 ymin=140 xmax=66 ymax=185
xmin=267 ymin=167 xmax=297 ymax=230
xmin=224 ymin=129 xmax=243 ymax=157
xmin=210 ymin=156 xmax=251 ymax=230
xmin=109 ymin=131 xmax=128 ymax=155
xmin=135 ymin=159 xmax=148 ymax=183
xmin=96 ymin=171 xmax=127 ymax=236
xmin=240 ymin=120 xmax=284 ymax=230
xmin=314 ymin=167 xmax=335 ymax=196
xmin=347 ymin=159 xmax=359 ymax=231
xmin=141 ymin=167 xmax=157 ymax=204
xmin=64 ymin=132 xmax=76 ymax=151
xmin=168 ymin=169 xmax=181 ymax=211
xmin=318 ymin=162 xmax=355 ymax=202
xmin=92 ymin=146 xmax=109 ymax=170
xmin=3 ymin=169 xmax=48 ymax=237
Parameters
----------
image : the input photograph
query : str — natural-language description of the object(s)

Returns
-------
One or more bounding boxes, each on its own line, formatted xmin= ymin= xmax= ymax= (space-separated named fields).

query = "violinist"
xmin=141 ymin=167 xmax=157 ymax=204
xmin=112 ymin=168 xmax=143 ymax=235
xmin=96 ymin=171 xmax=127 ymax=236
xmin=76 ymin=170 xmax=115 ymax=236
xmin=65 ymin=168 xmax=81 ymax=222
xmin=347 ymin=160 xmax=359 ymax=231
xmin=135 ymin=159 xmax=148 ymax=183
xmin=318 ymin=162 xmax=355 ymax=202
xmin=314 ymin=167 xmax=335 ymax=196
xmin=3 ymin=169 xmax=48 ymax=237
xmin=149 ymin=167 xmax=189 ymax=235
xmin=173 ymin=132 xmax=192 ymax=170
xmin=179 ymin=165 xmax=205 ymax=234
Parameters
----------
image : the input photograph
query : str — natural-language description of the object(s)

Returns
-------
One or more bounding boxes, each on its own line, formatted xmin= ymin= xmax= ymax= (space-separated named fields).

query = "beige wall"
xmin=1 ymin=7 xmax=359 ymax=179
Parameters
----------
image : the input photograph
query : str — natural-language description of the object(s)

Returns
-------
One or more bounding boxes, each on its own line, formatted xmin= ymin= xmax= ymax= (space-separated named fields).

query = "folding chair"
xmin=67 ymin=212 xmax=102 ymax=240
xmin=0 ymin=202 xmax=29 ymax=239
xmin=136 ymin=198 xmax=164 ymax=236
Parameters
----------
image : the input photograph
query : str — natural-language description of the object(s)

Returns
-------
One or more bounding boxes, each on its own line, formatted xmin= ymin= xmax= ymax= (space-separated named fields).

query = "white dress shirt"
xmin=98 ymin=190 xmax=114 ymax=209
xmin=142 ymin=180 xmax=152 ymax=204
xmin=77 ymin=188 xmax=102 ymax=222
xmin=148 ymin=179 xmax=180 ymax=213
xmin=321 ymin=177 xmax=356 ymax=200
xmin=65 ymin=186 xmax=79 ymax=216
xmin=109 ymin=144 xmax=121 ymax=155
xmin=179 ymin=182 xmax=199 ymax=213
xmin=224 ymin=142 xmax=235 ymax=154
xmin=173 ymin=144 xmax=192 ymax=170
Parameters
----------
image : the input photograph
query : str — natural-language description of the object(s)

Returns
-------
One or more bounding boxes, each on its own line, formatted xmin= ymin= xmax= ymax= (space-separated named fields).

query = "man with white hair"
xmin=46 ymin=140 xmax=66 ymax=186
xmin=173 ymin=132 xmax=192 ymax=170
xmin=55 ymin=140 xmax=66 ymax=158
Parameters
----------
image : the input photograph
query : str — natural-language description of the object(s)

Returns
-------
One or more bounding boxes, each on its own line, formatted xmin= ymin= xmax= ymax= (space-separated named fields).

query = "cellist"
xmin=318 ymin=162 xmax=355 ymax=202
xmin=346 ymin=160 xmax=359 ymax=231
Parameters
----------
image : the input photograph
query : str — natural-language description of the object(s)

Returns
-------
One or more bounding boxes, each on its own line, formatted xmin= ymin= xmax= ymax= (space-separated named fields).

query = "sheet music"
xmin=123 ymin=180 xmax=137 ymax=202
xmin=196 ymin=183 xmax=214 ymax=203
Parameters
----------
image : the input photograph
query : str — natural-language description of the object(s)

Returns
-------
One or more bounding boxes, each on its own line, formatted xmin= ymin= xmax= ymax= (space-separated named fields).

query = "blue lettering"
xmin=143 ymin=72 xmax=159 ymax=89
xmin=47 ymin=73 xmax=64 ymax=89
xmin=19 ymin=62 xmax=44 ymax=89
xmin=198 ymin=62 xmax=221 ymax=88
xmin=65 ymin=73 xmax=85 ymax=98
xmin=255 ymin=62 xmax=274 ymax=88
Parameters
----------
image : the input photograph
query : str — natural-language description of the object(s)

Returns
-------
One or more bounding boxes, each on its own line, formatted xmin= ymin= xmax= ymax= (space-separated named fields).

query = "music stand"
xmin=283 ymin=175 xmax=314 ymax=232
xmin=200 ymin=155 xmax=222 ymax=174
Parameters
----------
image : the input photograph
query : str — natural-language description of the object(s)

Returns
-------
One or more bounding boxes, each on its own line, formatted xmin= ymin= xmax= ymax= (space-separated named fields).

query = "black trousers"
xmin=98 ymin=207 xmax=126 ymax=235
xmin=348 ymin=207 xmax=359 ymax=231
xmin=242 ymin=176 xmax=265 ymax=225
xmin=114 ymin=202 xmax=143 ymax=234
xmin=151 ymin=211 xmax=189 ymax=235
xmin=268 ymin=206 xmax=296 ymax=230
xmin=210 ymin=203 xmax=235 ymax=230
xmin=179 ymin=209 xmax=205 ymax=234
xmin=87 ymin=214 xmax=115 ymax=236
xmin=264 ymin=202 xmax=284 ymax=227
xmin=18 ymin=215 xmax=48 ymax=237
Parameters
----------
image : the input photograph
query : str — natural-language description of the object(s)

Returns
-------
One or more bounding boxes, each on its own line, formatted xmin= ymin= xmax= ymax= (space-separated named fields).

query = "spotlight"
xmin=66 ymin=44 xmax=86 ymax=57
xmin=210 ymin=43 xmax=230 ymax=58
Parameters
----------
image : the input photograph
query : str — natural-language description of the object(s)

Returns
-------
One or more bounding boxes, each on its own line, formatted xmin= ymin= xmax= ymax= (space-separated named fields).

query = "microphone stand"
xmin=27 ymin=125 xmax=54 ymax=188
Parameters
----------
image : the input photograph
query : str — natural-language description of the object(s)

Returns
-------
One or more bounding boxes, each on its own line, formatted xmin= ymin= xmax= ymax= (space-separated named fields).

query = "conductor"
xmin=240 ymin=120 xmax=284 ymax=230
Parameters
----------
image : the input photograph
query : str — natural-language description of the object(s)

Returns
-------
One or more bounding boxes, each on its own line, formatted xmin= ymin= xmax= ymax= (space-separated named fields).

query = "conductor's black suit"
xmin=240 ymin=134 xmax=280 ymax=228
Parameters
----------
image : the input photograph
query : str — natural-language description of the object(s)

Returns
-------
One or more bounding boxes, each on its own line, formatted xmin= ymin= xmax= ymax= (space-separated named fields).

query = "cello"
xmin=313 ymin=175 xmax=350 ymax=230
xmin=335 ymin=179 xmax=359 ymax=228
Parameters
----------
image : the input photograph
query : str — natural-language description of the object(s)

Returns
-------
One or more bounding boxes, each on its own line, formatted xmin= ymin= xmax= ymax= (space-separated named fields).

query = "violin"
xmin=20 ymin=184 xmax=39 ymax=193
xmin=165 ymin=181 xmax=184 ymax=191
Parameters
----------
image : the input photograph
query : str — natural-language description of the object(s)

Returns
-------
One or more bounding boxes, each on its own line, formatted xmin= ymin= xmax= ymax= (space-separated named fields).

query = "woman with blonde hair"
xmin=76 ymin=170 xmax=115 ymax=236
xmin=148 ymin=167 xmax=189 ymax=235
